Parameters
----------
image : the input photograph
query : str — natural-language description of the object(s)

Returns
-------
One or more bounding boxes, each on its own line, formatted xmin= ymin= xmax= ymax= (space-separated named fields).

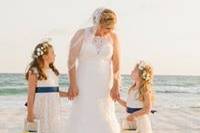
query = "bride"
xmin=67 ymin=8 xmax=121 ymax=133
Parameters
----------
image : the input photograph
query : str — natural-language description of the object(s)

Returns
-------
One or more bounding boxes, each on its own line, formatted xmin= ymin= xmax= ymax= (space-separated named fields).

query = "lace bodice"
xmin=78 ymin=28 xmax=113 ymax=62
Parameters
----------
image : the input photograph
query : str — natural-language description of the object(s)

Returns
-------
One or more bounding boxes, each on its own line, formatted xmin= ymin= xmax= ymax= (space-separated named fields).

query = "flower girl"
xmin=117 ymin=61 xmax=155 ymax=133
xmin=24 ymin=41 xmax=68 ymax=133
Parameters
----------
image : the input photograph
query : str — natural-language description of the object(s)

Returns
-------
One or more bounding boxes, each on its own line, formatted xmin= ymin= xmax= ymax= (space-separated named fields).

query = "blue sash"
xmin=35 ymin=87 xmax=59 ymax=93
xmin=24 ymin=87 xmax=59 ymax=107
xmin=127 ymin=107 xmax=157 ymax=114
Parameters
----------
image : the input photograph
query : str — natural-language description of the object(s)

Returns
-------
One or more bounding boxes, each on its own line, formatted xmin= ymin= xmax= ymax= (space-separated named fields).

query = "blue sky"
xmin=0 ymin=0 xmax=200 ymax=75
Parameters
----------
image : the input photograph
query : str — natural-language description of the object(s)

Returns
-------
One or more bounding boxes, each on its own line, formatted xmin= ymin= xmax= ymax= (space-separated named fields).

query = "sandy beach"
xmin=0 ymin=95 xmax=199 ymax=133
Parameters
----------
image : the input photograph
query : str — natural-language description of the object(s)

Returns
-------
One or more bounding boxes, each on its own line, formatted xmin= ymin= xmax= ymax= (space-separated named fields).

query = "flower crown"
xmin=137 ymin=60 xmax=152 ymax=81
xmin=33 ymin=42 xmax=49 ymax=58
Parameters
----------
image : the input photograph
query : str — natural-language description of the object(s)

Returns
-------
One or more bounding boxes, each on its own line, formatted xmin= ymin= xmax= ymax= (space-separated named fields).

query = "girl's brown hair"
xmin=25 ymin=42 xmax=59 ymax=80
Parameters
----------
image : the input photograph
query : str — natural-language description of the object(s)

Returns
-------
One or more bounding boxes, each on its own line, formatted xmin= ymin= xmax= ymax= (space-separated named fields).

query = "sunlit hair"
xmin=99 ymin=9 xmax=117 ymax=29
xmin=25 ymin=41 xmax=59 ymax=80
xmin=130 ymin=61 xmax=154 ymax=102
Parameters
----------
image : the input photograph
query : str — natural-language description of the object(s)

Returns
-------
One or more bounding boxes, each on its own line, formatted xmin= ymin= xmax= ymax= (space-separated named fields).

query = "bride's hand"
xmin=110 ymin=87 xmax=120 ymax=102
xmin=68 ymin=85 xmax=79 ymax=100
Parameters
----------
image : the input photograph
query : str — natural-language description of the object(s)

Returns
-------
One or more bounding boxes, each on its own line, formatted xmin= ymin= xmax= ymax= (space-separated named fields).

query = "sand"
xmin=0 ymin=96 xmax=199 ymax=133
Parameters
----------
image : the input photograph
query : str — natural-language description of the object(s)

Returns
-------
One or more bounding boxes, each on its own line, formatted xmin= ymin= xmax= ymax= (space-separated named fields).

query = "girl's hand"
xmin=127 ymin=114 xmax=136 ymax=122
xmin=27 ymin=113 xmax=35 ymax=123
xmin=59 ymin=91 xmax=69 ymax=97
xmin=68 ymin=85 xmax=79 ymax=100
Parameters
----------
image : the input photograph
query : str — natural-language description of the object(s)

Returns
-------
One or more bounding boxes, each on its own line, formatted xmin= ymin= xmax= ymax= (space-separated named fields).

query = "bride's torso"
xmin=78 ymin=27 xmax=113 ymax=63
xmin=76 ymin=27 xmax=114 ymax=96
xmin=68 ymin=29 xmax=120 ymax=133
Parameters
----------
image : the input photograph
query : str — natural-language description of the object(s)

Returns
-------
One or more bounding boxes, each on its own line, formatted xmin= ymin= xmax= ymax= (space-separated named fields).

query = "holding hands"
xmin=68 ymin=84 xmax=79 ymax=100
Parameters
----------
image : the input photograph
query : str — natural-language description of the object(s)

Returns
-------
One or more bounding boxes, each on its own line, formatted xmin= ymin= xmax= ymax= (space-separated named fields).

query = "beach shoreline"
xmin=0 ymin=95 xmax=199 ymax=133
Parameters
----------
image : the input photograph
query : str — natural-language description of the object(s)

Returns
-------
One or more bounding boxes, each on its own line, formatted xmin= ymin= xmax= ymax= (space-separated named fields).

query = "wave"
xmin=0 ymin=88 xmax=27 ymax=95
xmin=190 ymin=106 xmax=200 ymax=109
xmin=156 ymin=90 xmax=200 ymax=94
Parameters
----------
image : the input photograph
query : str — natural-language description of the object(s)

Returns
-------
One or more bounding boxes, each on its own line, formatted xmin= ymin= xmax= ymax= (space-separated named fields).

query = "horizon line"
xmin=0 ymin=72 xmax=200 ymax=77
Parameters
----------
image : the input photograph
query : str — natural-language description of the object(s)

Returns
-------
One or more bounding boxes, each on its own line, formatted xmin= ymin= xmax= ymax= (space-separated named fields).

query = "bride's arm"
xmin=110 ymin=32 xmax=121 ymax=100
xmin=68 ymin=29 xmax=84 ymax=100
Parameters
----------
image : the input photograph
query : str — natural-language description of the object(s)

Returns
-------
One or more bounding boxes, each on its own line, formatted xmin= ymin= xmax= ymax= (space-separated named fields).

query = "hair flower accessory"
xmin=138 ymin=60 xmax=146 ymax=71
xmin=137 ymin=60 xmax=152 ymax=81
xmin=33 ymin=41 xmax=50 ymax=58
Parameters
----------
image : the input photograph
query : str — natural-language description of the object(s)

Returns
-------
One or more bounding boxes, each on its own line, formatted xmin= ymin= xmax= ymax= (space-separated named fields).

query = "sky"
xmin=0 ymin=0 xmax=200 ymax=75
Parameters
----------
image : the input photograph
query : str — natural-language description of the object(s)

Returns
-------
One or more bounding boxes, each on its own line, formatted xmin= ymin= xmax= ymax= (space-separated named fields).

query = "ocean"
xmin=0 ymin=74 xmax=199 ymax=109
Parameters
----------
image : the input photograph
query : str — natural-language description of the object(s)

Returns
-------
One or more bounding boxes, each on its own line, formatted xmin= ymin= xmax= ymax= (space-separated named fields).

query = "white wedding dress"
xmin=67 ymin=28 xmax=120 ymax=133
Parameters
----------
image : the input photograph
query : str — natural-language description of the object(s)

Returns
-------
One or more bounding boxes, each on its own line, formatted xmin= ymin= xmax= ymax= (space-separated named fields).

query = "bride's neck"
xmin=94 ymin=27 xmax=105 ymax=37
xmin=95 ymin=31 xmax=103 ymax=37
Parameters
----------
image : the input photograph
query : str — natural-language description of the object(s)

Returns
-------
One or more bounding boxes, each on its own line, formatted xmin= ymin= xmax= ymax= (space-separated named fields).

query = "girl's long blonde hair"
xmin=130 ymin=61 xmax=154 ymax=102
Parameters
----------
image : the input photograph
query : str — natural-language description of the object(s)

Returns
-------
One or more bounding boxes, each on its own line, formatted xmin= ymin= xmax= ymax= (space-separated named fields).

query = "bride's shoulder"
xmin=110 ymin=32 xmax=118 ymax=40
xmin=109 ymin=32 xmax=119 ymax=46
xmin=74 ymin=29 xmax=85 ymax=36
xmin=71 ymin=29 xmax=86 ymax=42
xmin=74 ymin=27 xmax=92 ymax=37
xmin=110 ymin=32 xmax=117 ymax=37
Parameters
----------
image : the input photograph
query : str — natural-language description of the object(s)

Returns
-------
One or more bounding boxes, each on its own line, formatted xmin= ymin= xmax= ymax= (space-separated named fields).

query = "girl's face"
xmin=43 ymin=47 xmax=55 ymax=64
xmin=131 ymin=67 xmax=141 ymax=82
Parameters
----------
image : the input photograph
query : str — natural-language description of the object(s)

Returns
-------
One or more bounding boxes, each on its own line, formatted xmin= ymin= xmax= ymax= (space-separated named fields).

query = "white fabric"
xmin=127 ymin=89 xmax=143 ymax=108
xmin=126 ymin=89 xmax=152 ymax=133
xmin=34 ymin=69 xmax=62 ymax=133
xmin=135 ymin=115 xmax=152 ymax=133
xmin=67 ymin=27 xmax=120 ymax=133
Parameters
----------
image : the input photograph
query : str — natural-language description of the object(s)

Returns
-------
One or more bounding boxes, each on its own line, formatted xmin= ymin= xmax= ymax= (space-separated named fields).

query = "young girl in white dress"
xmin=117 ymin=61 xmax=155 ymax=133
xmin=25 ymin=41 xmax=68 ymax=133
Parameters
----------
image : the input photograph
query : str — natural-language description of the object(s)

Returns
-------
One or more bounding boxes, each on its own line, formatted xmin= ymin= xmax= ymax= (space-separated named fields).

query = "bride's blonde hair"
xmin=98 ymin=9 xmax=117 ymax=29
xmin=130 ymin=61 xmax=154 ymax=102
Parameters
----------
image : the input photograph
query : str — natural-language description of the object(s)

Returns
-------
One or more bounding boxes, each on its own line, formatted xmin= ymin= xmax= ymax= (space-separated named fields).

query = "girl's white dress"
xmin=33 ymin=68 xmax=62 ymax=133
xmin=127 ymin=89 xmax=152 ymax=133
xmin=67 ymin=28 xmax=120 ymax=133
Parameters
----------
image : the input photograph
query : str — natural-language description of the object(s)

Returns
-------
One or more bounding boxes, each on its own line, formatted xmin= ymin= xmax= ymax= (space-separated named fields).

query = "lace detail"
xmin=92 ymin=36 xmax=107 ymax=54
xmin=34 ymin=69 xmax=62 ymax=133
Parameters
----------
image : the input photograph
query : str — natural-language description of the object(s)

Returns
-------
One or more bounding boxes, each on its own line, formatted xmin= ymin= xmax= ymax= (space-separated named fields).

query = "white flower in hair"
xmin=142 ymin=71 xmax=151 ymax=80
xmin=37 ymin=48 xmax=41 ymax=52
xmin=138 ymin=60 xmax=146 ymax=70
xmin=43 ymin=43 xmax=48 ymax=47
xmin=34 ymin=38 xmax=51 ymax=58
xmin=137 ymin=60 xmax=152 ymax=81
xmin=40 ymin=37 xmax=52 ymax=43
xmin=36 ymin=51 xmax=41 ymax=56
xmin=35 ymin=48 xmax=45 ymax=57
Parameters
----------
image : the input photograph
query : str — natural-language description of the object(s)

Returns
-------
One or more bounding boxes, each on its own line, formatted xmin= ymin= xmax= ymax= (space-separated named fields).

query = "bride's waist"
xmin=78 ymin=59 xmax=111 ymax=65
xmin=77 ymin=60 xmax=113 ymax=75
